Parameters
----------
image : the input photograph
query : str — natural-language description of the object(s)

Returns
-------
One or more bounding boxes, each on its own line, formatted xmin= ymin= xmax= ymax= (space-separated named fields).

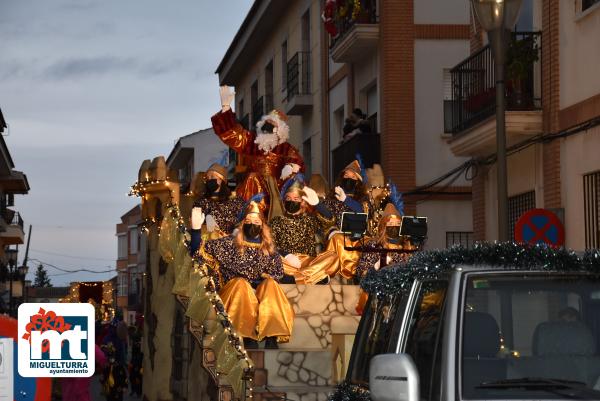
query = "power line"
xmin=30 ymin=258 xmax=115 ymax=274
xmin=30 ymin=248 xmax=114 ymax=262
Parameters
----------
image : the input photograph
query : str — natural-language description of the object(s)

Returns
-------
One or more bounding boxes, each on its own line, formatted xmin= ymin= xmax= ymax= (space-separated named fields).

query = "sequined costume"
xmin=202 ymin=236 xmax=283 ymax=284
xmin=194 ymin=196 xmax=245 ymax=236
xmin=211 ymin=109 xmax=304 ymax=217
xmin=355 ymin=239 xmax=412 ymax=277
xmin=191 ymin=234 xmax=293 ymax=342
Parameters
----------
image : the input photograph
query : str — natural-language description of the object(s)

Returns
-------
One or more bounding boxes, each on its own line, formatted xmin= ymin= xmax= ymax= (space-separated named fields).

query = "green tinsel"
xmin=328 ymin=382 xmax=370 ymax=401
xmin=361 ymin=242 xmax=600 ymax=296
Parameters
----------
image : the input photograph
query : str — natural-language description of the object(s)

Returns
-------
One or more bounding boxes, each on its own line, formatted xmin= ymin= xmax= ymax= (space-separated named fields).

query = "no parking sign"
xmin=514 ymin=208 xmax=565 ymax=248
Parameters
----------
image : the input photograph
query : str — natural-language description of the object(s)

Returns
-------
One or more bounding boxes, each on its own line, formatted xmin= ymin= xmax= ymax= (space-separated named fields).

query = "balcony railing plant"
xmin=287 ymin=51 xmax=311 ymax=101
xmin=329 ymin=0 xmax=378 ymax=49
xmin=446 ymin=32 xmax=541 ymax=135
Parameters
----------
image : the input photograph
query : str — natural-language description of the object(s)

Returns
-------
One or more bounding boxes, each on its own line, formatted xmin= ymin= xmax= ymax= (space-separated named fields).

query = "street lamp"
xmin=6 ymin=248 xmax=18 ymax=316
xmin=470 ymin=0 xmax=523 ymax=242
xmin=19 ymin=264 xmax=29 ymax=305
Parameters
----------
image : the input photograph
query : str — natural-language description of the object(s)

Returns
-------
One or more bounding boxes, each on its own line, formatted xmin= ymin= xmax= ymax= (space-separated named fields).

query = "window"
xmin=514 ymin=0 xmax=533 ymax=31
xmin=301 ymin=8 xmax=310 ymax=52
xmin=303 ymin=138 xmax=312 ymax=178
xmin=584 ymin=171 xmax=600 ymax=248
xmin=117 ymin=234 xmax=127 ymax=260
xmin=251 ymin=80 xmax=259 ymax=125
xmin=129 ymin=227 xmax=139 ymax=254
xmin=238 ymin=98 xmax=244 ymax=119
xmin=446 ymin=231 xmax=474 ymax=249
xmin=443 ymin=68 xmax=453 ymax=133
xmin=461 ymin=273 xmax=600 ymax=399
xmin=348 ymin=292 xmax=407 ymax=385
xmin=333 ymin=106 xmax=345 ymax=145
xmin=281 ymin=40 xmax=288 ymax=89
xmin=265 ymin=60 xmax=274 ymax=111
xmin=117 ymin=272 xmax=128 ymax=297
xmin=583 ymin=0 xmax=600 ymax=11
xmin=508 ymin=191 xmax=536 ymax=241
xmin=405 ymin=281 xmax=448 ymax=401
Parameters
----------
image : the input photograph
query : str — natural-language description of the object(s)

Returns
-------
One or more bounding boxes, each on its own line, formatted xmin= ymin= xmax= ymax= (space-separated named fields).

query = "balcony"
xmin=446 ymin=32 xmax=542 ymax=157
xmin=252 ymin=96 xmax=264 ymax=127
xmin=330 ymin=0 xmax=378 ymax=63
xmin=332 ymin=133 xmax=380 ymax=179
xmin=0 ymin=210 xmax=24 ymax=245
xmin=285 ymin=51 xmax=312 ymax=115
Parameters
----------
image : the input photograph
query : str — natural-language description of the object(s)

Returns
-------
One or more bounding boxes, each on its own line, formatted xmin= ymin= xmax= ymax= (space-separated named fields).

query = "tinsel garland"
xmin=361 ymin=242 xmax=600 ymax=296
xmin=328 ymin=382 xmax=370 ymax=401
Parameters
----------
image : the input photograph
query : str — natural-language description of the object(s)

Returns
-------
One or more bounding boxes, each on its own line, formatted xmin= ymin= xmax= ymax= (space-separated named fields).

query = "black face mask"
xmin=284 ymin=200 xmax=301 ymax=214
xmin=243 ymin=223 xmax=262 ymax=239
xmin=385 ymin=226 xmax=400 ymax=239
xmin=205 ymin=179 xmax=220 ymax=194
xmin=342 ymin=178 xmax=357 ymax=193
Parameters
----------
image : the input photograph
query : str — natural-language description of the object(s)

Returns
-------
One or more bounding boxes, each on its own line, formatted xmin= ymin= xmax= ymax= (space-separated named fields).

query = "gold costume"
xmin=198 ymin=236 xmax=294 ymax=342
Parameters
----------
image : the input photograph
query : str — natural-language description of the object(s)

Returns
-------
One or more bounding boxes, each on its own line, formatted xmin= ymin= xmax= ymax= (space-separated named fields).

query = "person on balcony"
xmin=342 ymin=108 xmax=371 ymax=143
xmin=318 ymin=159 xmax=371 ymax=281
xmin=193 ymin=162 xmax=245 ymax=239
xmin=189 ymin=194 xmax=294 ymax=349
xmin=211 ymin=85 xmax=304 ymax=220
xmin=270 ymin=174 xmax=338 ymax=284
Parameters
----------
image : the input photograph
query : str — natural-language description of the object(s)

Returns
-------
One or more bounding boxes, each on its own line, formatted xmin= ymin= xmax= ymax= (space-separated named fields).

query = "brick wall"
xmin=542 ymin=0 xmax=561 ymax=209
xmin=380 ymin=0 xmax=416 ymax=215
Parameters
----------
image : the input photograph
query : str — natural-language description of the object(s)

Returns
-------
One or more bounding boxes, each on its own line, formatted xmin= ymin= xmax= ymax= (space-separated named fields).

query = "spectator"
xmin=342 ymin=108 xmax=371 ymax=142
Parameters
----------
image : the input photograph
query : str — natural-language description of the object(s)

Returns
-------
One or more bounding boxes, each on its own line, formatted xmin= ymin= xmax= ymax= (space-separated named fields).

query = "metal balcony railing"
xmin=446 ymin=32 xmax=541 ymax=135
xmin=252 ymin=96 xmax=264 ymax=126
xmin=330 ymin=0 xmax=378 ymax=49
xmin=287 ymin=51 xmax=311 ymax=101
xmin=331 ymin=133 xmax=380 ymax=180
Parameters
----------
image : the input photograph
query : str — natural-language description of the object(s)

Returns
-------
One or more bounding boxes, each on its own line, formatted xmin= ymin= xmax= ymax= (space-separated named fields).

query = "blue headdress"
xmin=388 ymin=181 xmax=404 ymax=215
xmin=280 ymin=173 xmax=306 ymax=200
xmin=355 ymin=153 xmax=368 ymax=184
xmin=237 ymin=193 xmax=265 ymax=222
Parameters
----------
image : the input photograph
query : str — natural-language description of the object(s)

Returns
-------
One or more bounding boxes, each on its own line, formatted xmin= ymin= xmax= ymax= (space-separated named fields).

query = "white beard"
xmin=255 ymin=132 xmax=281 ymax=153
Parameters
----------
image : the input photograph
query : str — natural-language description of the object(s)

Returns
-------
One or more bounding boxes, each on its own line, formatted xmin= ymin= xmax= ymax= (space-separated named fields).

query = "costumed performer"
xmin=270 ymin=174 xmax=339 ymax=284
xmin=189 ymin=194 xmax=294 ymax=349
xmin=319 ymin=158 xmax=371 ymax=281
xmin=211 ymin=85 xmax=304 ymax=218
xmin=193 ymin=162 xmax=245 ymax=239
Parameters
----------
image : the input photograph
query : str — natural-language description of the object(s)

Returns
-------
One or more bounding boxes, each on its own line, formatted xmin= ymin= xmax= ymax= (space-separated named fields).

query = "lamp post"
xmin=6 ymin=248 xmax=18 ymax=316
xmin=470 ymin=0 xmax=523 ymax=241
xmin=19 ymin=264 xmax=29 ymax=306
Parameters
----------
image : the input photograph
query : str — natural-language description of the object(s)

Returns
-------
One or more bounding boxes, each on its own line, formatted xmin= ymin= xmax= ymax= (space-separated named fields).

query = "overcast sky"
xmin=0 ymin=0 xmax=253 ymax=286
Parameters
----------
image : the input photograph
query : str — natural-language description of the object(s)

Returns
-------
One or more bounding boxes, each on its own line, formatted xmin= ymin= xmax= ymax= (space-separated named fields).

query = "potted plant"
xmin=506 ymin=34 xmax=540 ymax=109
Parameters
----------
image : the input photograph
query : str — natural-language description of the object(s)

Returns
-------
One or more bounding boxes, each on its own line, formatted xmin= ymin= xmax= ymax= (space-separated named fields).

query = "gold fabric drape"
xmin=219 ymin=277 xmax=294 ymax=342
xmin=326 ymin=233 xmax=363 ymax=279
xmin=282 ymin=251 xmax=340 ymax=284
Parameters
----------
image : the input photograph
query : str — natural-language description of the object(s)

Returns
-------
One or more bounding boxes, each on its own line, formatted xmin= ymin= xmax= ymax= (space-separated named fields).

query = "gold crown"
xmin=207 ymin=163 xmax=227 ymax=181
xmin=344 ymin=160 xmax=362 ymax=181
xmin=382 ymin=203 xmax=401 ymax=220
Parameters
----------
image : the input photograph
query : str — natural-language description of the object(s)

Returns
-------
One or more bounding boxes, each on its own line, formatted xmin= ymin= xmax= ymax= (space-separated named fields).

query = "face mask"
xmin=205 ymin=179 xmax=220 ymax=194
xmin=243 ymin=223 xmax=262 ymax=239
xmin=342 ymin=178 xmax=357 ymax=193
xmin=284 ymin=200 xmax=301 ymax=214
xmin=385 ymin=226 xmax=400 ymax=239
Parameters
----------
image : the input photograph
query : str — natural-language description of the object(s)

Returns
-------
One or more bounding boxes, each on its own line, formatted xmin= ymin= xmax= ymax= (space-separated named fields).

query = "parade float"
xmin=130 ymin=88 xmax=421 ymax=401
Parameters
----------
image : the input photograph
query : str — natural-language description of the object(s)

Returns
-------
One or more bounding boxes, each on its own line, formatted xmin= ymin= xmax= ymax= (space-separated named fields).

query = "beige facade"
xmin=216 ymin=0 xmax=324 ymax=177
xmin=448 ymin=0 xmax=600 ymax=250
xmin=217 ymin=0 xmax=474 ymax=250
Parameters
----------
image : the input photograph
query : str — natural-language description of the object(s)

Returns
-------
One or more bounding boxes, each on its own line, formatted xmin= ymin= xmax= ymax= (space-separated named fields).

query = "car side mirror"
xmin=369 ymin=353 xmax=420 ymax=401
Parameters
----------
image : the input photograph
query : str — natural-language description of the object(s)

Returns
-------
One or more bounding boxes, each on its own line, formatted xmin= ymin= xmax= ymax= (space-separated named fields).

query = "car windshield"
xmin=461 ymin=273 xmax=600 ymax=400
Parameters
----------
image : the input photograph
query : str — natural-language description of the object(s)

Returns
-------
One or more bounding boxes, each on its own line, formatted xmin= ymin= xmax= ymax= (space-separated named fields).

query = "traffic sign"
xmin=514 ymin=208 xmax=565 ymax=247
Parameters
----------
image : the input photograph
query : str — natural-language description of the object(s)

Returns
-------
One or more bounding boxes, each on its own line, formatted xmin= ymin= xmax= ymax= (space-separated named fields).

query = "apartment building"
xmin=216 ymin=0 xmax=474 ymax=249
xmin=446 ymin=0 xmax=600 ymax=250
xmin=116 ymin=204 xmax=146 ymax=324
xmin=0 ymin=107 xmax=30 ymax=314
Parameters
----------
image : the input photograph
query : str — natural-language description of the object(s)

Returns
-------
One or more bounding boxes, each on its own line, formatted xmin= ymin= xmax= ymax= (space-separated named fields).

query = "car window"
xmin=404 ymin=281 xmax=448 ymax=401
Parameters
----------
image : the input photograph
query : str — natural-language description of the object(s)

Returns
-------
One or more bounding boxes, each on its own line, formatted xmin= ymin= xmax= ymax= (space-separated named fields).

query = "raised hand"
xmin=219 ymin=85 xmax=235 ymax=111
xmin=284 ymin=253 xmax=302 ymax=269
xmin=302 ymin=186 xmax=319 ymax=206
xmin=191 ymin=207 xmax=205 ymax=230
xmin=280 ymin=164 xmax=294 ymax=180
xmin=205 ymin=214 xmax=218 ymax=232
xmin=334 ymin=186 xmax=347 ymax=202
